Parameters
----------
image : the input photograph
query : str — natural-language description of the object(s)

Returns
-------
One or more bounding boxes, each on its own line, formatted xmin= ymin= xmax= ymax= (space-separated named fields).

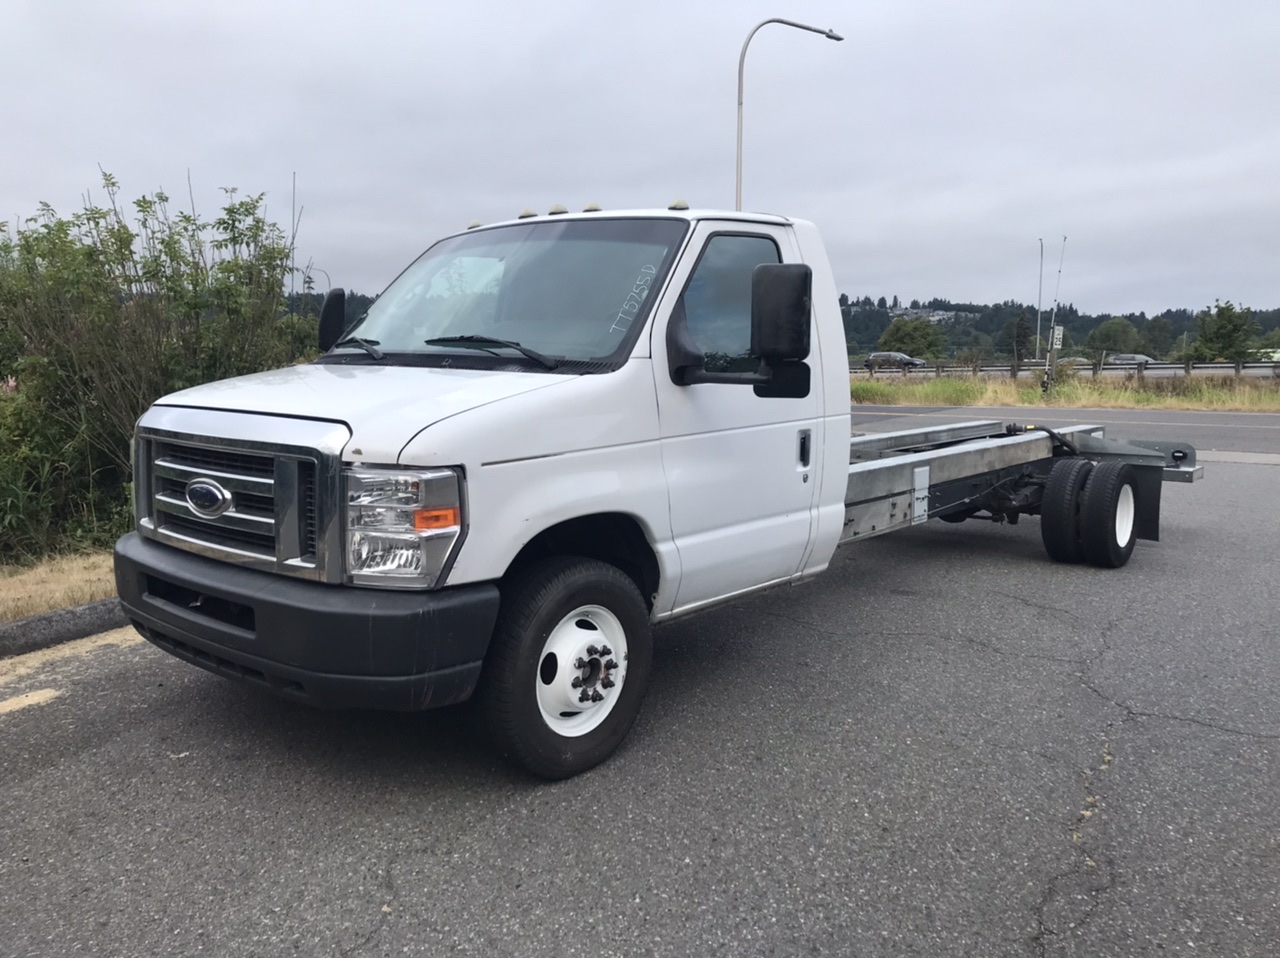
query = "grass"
xmin=851 ymin=373 xmax=1280 ymax=411
xmin=0 ymin=550 xmax=117 ymax=624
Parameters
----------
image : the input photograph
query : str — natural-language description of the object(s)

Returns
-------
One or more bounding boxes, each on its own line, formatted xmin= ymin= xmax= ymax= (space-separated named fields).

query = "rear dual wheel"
xmin=1041 ymin=458 xmax=1094 ymax=563
xmin=1041 ymin=458 xmax=1138 ymax=568
xmin=1079 ymin=460 xmax=1138 ymax=568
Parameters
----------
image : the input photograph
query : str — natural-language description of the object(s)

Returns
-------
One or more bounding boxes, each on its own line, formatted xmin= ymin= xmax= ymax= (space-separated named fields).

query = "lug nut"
xmin=604 ymin=659 xmax=618 ymax=671
xmin=578 ymin=689 xmax=591 ymax=703
xmin=590 ymin=690 xmax=604 ymax=702
xmin=601 ymin=677 xmax=615 ymax=689
xmin=600 ymin=646 xmax=612 ymax=657
xmin=574 ymin=657 xmax=588 ymax=670
xmin=586 ymin=645 xmax=600 ymax=656
xmin=571 ymin=677 xmax=582 ymax=688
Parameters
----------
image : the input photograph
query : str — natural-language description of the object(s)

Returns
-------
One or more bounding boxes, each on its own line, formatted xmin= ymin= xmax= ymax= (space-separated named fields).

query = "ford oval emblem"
xmin=185 ymin=478 xmax=233 ymax=518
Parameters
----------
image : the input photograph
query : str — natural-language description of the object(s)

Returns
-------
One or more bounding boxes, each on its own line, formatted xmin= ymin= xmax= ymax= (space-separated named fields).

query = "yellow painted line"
xmin=0 ymin=687 xmax=63 ymax=715
xmin=0 ymin=627 xmax=143 ymax=688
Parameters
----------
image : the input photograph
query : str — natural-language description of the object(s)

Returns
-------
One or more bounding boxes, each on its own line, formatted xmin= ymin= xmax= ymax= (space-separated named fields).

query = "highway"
xmin=1 ymin=407 xmax=1277 ymax=957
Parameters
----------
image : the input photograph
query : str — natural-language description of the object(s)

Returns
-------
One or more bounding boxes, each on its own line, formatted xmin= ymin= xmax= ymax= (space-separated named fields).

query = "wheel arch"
xmin=503 ymin=512 xmax=661 ymax=610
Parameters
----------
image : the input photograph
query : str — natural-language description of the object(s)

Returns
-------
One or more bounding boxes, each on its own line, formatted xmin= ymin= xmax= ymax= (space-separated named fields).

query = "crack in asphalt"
xmin=1077 ymin=679 xmax=1280 ymax=741
xmin=338 ymin=851 xmax=402 ymax=958
xmin=997 ymin=590 xmax=1087 ymax=624
xmin=1029 ymin=737 xmax=1119 ymax=957
xmin=954 ymin=632 xmax=1085 ymax=666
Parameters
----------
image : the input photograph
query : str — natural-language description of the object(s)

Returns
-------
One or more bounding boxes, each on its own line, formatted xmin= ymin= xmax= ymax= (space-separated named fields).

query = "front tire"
xmin=480 ymin=557 xmax=652 ymax=779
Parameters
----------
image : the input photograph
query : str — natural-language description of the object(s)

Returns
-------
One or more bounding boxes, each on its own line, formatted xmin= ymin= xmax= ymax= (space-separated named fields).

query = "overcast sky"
xmin=4 ymin=0 xmax=1277 ymax=315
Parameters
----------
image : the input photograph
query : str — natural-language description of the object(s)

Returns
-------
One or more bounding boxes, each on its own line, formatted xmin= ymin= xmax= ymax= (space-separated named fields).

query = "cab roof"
xmin=457 ymin=207 xmax=793 ymax=236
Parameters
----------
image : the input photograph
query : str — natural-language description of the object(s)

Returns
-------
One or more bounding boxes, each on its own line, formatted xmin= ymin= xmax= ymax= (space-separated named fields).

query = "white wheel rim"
xmin=535 ymin=604 xmax=628 ymax=738
xmin=1114 ymin=483 xmax=1135 ymax=548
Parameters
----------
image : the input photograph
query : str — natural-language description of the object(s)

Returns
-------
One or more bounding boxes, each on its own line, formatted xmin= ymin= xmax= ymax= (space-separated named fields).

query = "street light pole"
xmin=736 ymin=17 xmax=843 ymax=211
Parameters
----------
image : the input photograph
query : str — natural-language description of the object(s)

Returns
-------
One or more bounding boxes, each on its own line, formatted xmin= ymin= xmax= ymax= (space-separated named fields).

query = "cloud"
xmin=2 ymin=0 xmax=1276 ymax=313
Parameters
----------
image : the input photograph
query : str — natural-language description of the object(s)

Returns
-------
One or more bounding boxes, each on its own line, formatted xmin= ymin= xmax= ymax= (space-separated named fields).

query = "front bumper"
xmin=114 ymin=533 xmax=500 ymax=711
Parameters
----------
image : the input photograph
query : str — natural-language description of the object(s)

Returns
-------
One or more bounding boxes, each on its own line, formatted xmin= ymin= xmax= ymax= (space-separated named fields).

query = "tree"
xmin=1139 ymin=315 xmax=1174 ymax=359
xmin=0 ymin=173 xmax=314 ymax=560
xmin=1086 ymin=317 xmax=1139 ymax=356
xmin=1001 ymin=311 xmax=1033 ymax=362
xmin=879 ymin=317 xmax=945 ymax=358
xmin=909 ymin=298 xmax=920 ymax=309
xmin=891 ymin=294 xmax=900 ymax=310
xmin=1190 ymin=300 xmax=1258 ymax=363
xmin=876 ymin=295 xmax=887 ymax=310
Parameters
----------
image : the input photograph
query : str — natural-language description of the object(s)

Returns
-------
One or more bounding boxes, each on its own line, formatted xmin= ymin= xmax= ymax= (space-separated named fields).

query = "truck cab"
xmin=115 ymin=208 xmax=849 ymax=778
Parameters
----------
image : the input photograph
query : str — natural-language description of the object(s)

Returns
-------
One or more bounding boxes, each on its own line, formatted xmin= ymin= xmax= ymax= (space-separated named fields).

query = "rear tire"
xmin=1079 ymin=461 xmax=1138 ymax=568
xmin=479 ymin=557 xmax=652 ymax=779
xmin=1040 ymin=458 xmax=1094 ymax=563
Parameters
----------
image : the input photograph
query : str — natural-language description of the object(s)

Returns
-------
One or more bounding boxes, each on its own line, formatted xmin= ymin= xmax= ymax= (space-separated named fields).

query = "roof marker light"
xmin=517 ymin=208 xmax=537 ymax=219
xmin=466 ymin=219 xmax=482 ymax=230
xmin=548 ymin=204 xmax=568 ymax=215
xmin=668 ymin=199 xmax=690 ymax=210
xmin=583 ymin=202 xmax=602 ymax=212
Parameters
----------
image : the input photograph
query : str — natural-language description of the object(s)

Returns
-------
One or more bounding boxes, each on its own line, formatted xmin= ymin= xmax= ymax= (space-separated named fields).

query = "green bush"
xmin=0 ymin=174 xmax=319 ymax=562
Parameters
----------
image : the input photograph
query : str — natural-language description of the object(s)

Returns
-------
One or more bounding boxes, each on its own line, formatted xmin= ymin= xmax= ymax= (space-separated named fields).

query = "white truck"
xmin=114 ymin=206 xmax=1202 ymax=778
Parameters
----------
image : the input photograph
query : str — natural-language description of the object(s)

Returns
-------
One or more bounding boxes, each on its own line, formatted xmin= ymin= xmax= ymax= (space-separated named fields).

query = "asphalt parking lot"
xmin=1 ymin=407 xmax=1277 ymax=957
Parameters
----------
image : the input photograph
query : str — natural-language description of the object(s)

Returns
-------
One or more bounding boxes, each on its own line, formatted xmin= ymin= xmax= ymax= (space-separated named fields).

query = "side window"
xmin=681 ymin=234 xmax=780 ymax=373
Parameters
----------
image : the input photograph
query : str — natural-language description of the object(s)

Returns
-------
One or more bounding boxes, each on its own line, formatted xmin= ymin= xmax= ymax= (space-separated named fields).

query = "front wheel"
xmin=479 ymin=557 xmax=652 ymax=779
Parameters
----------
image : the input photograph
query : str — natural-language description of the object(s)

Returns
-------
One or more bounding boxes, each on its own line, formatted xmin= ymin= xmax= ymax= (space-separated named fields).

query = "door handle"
xmin=798 ymin=429 xmax=811 ymax=467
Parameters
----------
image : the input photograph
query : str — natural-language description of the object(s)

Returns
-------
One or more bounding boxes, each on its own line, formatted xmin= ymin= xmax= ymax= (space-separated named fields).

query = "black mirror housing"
xmin=318 ymin=287 xmax=347 ymax=352
xmin=751 ymin=264 xmax=812 ymax=362
xmin=665 ymin=301 xmax=708 ymax=386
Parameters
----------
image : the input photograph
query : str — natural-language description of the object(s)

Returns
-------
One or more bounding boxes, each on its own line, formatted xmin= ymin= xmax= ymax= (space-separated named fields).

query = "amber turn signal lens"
xmin=413 ymin=507 xmax=460 ymax=531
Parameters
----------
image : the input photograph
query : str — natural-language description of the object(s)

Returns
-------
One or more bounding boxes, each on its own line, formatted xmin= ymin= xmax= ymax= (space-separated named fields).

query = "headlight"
xmin=345 ymin=467 xmax=463 ymax=588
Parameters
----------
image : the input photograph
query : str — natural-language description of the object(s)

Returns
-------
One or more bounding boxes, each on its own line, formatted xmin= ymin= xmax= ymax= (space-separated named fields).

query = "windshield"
xmin=338 ymin=217 xmax=688 ymax=367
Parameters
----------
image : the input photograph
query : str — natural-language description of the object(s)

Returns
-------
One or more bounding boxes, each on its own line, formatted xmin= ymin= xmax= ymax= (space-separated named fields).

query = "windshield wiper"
xmin=331 ymin=336 xmax=384 ymax=360
xmin=423 ymin=335 xmax=559 ymax=370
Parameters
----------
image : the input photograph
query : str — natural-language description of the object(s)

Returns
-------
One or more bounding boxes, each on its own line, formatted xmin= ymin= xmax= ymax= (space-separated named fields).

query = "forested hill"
xmin=838 ymin=294 xmax=1280 ymax=363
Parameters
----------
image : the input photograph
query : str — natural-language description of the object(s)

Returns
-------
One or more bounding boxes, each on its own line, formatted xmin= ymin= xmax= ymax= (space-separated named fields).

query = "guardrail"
xmin=852 ymin=361 xmax=1280 ymax=380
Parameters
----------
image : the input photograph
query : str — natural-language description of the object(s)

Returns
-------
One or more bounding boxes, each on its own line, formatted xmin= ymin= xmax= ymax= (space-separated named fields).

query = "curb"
xmin=0 ymin=598 xmax=130 ymax=660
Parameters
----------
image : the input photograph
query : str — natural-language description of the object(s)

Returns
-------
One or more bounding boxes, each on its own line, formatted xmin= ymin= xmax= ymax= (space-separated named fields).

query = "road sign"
xmin=1051 ymin=325 xmax=1064 ymax=350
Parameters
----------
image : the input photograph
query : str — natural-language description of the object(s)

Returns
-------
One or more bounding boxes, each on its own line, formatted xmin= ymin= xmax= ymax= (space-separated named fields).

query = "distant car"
xmin=864 ymin=351 xmax=929 ymax=369
xmin=1054 ymin=355 xmax=1092 ymax=367
xmin=1105 ymin=353 xmax=1156 ymax=365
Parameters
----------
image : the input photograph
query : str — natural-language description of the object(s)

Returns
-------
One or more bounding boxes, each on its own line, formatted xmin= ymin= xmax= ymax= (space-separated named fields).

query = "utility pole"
xmin=1035 ymin=238 xmax=1044 ymax=362
xmin=1042 ymin=236 xmax=1067 ymax=396
xmin=1047 ymin=235 xmax=1067 ymax=335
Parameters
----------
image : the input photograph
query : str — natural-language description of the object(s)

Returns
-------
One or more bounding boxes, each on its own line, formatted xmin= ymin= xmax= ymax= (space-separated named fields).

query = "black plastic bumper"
xmin=114 ymin=533 xmax=500 ymax=711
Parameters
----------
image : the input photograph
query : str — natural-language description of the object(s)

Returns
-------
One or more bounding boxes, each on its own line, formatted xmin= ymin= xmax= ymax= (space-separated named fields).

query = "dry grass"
xmin=851 ymin=373 xmax=1280 ymax=412
xmin=0 ymin=551 xmax=117 ymax=623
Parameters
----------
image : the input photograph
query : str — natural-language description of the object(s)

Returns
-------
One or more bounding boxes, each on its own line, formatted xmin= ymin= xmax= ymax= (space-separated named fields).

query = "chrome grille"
xmin=135 ymin=408 xmax=349 ymax=583
xmin=152 ymin=442 xmax=278 ymax=559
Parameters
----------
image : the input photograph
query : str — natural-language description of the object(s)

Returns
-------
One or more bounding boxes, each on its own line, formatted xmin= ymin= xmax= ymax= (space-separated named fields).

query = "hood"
xmin=156 ymin=363 xmax=567 ymax=461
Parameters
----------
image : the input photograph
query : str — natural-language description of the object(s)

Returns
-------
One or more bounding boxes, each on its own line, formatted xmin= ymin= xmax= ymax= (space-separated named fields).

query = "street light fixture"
xmin=305 ymin=264 xmax=332 ymax=292
xmin=736 ymin=18 xmax=843 ymax=211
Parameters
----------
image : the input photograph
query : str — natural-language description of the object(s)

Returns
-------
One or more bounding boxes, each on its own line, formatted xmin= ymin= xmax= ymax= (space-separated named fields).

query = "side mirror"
xmin=750 ymin=263 xmax=811 ymax=362
xmin=318 ymin=287 xmax=347 ymax=351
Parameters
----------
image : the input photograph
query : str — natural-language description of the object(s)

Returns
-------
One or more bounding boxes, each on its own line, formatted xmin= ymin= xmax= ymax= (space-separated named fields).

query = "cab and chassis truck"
xmin=114 ymin=207 xmax=1202 ymax=778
